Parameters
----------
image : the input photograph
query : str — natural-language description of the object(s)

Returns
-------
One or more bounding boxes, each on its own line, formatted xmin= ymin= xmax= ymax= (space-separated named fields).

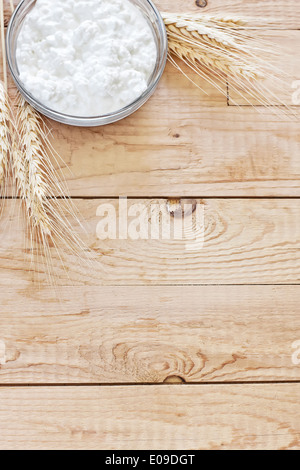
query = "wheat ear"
xmin=6 ymin=1 xmax=93 ymax=286
xmin=6 ymin=0 xmax=50 ymax=238
xmin=12 ymin=94 xmax=94 ymax=286
xmin=0 ymin=0 xmax=11 ymax=202
xmin=162 ymin=13 xmax=290 ymax=110
xmin=0 ymin=81 xmax=10 ymax=192
xmin=13 ymin=95 xmax=52 ymax=236
xmin=14 ymin=95 xmax=87 ymax=246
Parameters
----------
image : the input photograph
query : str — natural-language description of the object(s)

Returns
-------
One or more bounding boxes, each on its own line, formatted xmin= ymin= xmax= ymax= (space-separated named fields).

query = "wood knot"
xmin=0 ymin=341 xmax=20 ymax=366
xmin=164 ymin=375 xmax=186 ymax=384
xmin=167 ymin=199 xmax=197 ymax=219
xmin=196 ymin=0 xmax=208 ymax=7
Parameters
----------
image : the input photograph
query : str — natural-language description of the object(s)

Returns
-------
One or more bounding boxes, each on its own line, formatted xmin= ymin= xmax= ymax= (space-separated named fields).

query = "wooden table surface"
xmin=1 ymin=0 xmax=300 ymax=450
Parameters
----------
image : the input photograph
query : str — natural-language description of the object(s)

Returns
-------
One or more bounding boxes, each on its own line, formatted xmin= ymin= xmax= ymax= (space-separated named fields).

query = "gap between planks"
xmin=0 ymin=381 xmax=300 ymax=387
xmin=5 ymin=196 xmax=300 ymax=200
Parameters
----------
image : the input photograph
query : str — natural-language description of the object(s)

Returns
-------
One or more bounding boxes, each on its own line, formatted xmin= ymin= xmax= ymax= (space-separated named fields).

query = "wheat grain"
xmin=0 ymin=82 xmax=10 ymax=191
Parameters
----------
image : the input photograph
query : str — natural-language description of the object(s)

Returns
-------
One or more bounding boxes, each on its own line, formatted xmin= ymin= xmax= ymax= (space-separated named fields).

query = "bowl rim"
xmin=6 ymin=0 xmax=168 ymax=127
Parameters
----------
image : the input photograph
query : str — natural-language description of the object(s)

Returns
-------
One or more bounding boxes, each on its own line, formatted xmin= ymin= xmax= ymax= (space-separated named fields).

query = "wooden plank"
xmin=25 ymin=106 xmax=299 ymax=198
xmin=5 ymin=1 xmax=300 ymax=28
xmin=0 ymin=384 xmax=299 ymax=449
xmin=2 ymin=198 xmax=300 ymax=286
xmin=0 ymin=286 xmax=300 ymax=384
xmin=3 ymin=5 xmax=299 ymax=198
xmin=229 ymin=31 xmax=300 ymax=106
xmin=196 ymin=0 xmax=300 ymax=28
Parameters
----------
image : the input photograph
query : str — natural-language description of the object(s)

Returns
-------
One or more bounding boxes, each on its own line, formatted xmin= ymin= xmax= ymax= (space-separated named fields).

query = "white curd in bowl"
xmin=16 ymin=0 xmax=157 ymax=117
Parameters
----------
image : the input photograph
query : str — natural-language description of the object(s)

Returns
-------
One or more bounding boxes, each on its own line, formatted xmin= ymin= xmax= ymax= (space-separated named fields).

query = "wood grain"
xmin=0 ymin=285 xmax=299 ymax=384
xmin=4 ymin=1 xmax=300 ymax=28
xmin=2 ymin=198 xmax=300 ymax=286
xmin=0 ymin=384 xmax=299 ymax=450
xmin=201 ymin=0 xmax=300 ymax=29
xmin=229 ymin=31 xmax=300 ymax=106
xmin=22 ymin=106 xmax=298 ymax=198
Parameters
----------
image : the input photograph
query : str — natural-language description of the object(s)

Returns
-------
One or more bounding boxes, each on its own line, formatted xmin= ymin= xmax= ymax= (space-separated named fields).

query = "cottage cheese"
xmin=16 ymin=0 xmax=157 ymax=116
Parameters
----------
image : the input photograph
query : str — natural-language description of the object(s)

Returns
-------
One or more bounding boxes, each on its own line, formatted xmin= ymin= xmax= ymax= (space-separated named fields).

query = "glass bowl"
xmin=6 ymin=0 xmax=168 ymax=127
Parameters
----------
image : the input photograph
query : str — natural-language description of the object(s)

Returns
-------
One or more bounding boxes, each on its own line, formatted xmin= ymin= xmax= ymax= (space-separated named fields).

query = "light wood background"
xmin=0 ymin=0 xmax=300 ymax=450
